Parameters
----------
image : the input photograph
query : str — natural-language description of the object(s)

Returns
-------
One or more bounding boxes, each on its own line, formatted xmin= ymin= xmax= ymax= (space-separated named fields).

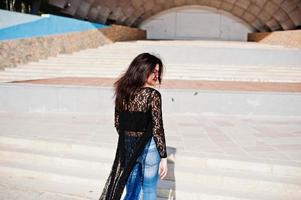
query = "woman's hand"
xmin=159 ymin=158 xmax=168 ymax=180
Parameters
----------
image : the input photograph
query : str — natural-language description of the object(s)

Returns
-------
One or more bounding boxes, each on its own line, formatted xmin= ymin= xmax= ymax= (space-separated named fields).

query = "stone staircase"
xmin=0 ymin=40 xmax=301 ymax=83
xmin=0 ymin=112 xmax=301 ymax=200
xmin=0 ymin=137 xmax=300 ymax=200
xmin=0 ymin=136 xmax=172 ymax=200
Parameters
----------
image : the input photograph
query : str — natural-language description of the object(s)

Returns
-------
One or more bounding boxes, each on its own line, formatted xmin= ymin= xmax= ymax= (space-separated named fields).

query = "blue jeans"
xmin=123 ymin=137 xmax=160 ymax=200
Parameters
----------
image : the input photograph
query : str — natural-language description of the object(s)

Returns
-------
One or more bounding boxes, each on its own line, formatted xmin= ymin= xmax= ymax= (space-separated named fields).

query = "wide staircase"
xmin=1 ymin=112 xmax=301 ymax=200
xmin=0 ymin=40 xmax=301 ymax=200
xmin=1 ymin=40 xmax=301 ymax=83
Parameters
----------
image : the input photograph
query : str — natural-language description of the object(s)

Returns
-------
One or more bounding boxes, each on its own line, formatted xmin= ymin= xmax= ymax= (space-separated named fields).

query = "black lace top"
xmin=115 ymin=87 xmax=167 ymax=158
xmin=99 ymin=87 xmax=167 ymax=200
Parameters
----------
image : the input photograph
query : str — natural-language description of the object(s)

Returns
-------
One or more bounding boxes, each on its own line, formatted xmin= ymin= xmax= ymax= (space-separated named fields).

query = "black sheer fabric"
xmin=99 ymin=87 xmax=167 ymax=200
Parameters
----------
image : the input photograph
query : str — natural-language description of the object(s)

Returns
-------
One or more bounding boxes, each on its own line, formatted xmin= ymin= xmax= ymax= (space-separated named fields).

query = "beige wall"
xmin=0 ymin=25 xmax=146 ymax=70
xmin=140 ymin=5 xmax=254 ymax=41
xmin=248 ymin=30 xmax=301 ymax=48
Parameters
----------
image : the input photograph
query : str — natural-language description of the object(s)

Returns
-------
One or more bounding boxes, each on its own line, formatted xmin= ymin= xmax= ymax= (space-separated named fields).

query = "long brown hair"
xmin=113 ymin=52 xmax=164 ymax=110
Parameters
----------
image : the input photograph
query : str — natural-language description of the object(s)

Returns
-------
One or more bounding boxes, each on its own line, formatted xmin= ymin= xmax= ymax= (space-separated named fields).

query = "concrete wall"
xmin=140 ymin=5 xmax=254 ymax=41
xmin=248 ymin=30 xmax=301 ymax=49
xmin=0 ymin=24 xmax=146 ymax=69
xmin=0 ymin=83 xmax=300 ymax=116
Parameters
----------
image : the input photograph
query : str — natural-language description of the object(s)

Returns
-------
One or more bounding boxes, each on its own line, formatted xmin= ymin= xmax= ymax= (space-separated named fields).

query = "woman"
xmin=99 ymin=53 xmax=168 ymax=200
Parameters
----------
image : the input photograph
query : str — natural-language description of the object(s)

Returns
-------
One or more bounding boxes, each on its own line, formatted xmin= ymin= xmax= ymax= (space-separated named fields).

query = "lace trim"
xmin=124 ymin=131 xmax=144 ymax=137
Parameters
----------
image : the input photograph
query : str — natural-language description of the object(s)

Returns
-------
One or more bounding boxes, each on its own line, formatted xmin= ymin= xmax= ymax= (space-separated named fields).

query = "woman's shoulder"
xmin=141 ymin=86 xmax=161 ymax=96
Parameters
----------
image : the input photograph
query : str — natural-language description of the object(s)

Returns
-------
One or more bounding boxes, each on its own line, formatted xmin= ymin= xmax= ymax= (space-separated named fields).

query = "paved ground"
xmin=10 ymin=77 xmax=301 ymax=92
xmin=1 ymin=111 xmax=301 ymax=164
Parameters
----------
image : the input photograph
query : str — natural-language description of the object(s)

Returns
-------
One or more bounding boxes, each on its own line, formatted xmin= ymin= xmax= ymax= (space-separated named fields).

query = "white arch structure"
xmin=139 ymin=5 xmax=255 ymax=41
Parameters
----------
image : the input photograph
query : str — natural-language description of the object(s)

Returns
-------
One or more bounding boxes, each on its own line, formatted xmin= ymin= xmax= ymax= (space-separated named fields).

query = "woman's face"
xmin=145 ymin=64 xmax=160 ymax=86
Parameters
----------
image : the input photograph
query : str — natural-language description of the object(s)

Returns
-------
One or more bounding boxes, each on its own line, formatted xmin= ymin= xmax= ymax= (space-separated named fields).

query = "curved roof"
xmin=51 ymin=0 xmax=301 ymax=31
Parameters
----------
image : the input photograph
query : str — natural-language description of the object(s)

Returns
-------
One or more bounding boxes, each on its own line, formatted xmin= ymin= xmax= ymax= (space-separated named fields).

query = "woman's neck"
xmin=143 ymin=83 xmax=153 ymax=88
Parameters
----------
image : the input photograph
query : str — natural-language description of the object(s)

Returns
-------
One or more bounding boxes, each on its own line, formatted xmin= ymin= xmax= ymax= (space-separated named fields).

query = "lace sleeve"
xmin=114 ymin=106 xmax=120 ymax=133
xmin=150 ymin=90 xmax=167 ymax=158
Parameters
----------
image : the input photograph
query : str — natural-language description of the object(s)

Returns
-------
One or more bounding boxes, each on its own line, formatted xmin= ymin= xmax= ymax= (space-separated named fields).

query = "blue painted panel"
xmin=0 ymin=14 xmax=109 ymax=40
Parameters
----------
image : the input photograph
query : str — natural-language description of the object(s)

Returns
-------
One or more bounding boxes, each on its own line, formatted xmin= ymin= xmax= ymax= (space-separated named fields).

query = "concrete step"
xmin=0 ymin=166 xmax=171 ymax=200
xmin=2 ymin=169 xmax=298 ymax=200
xmin=0 ymin=76 xmax=300 ymax=84
xmin=81 ymin=41 xmax=299 ymax=50
xmin=2 ymin=40 xmax=301 ymax=83
xmin=1 ymin=147 xmax=300 ymax=196
xmin=0 ymin=176 xmax=93 ymax=200
xmin=50 ymin=42 xmax=301 ymax=67
xmin=6 ymin=66 xmax=301 ymax=75
xmin=35 ymin=59 xmax=134 ymax=64
xmin=0 ymin=178 xmax=168 ymax=200
xmin=0 ymin=76 xmax=52 ymax=82
xmin=1 ymin=136 xmax=300 ymax=179
xmin=4 ymin=65 xmax=301 ymax=74
xmin=0 ymin=144 xmax=175 ymax=181
xmin=0 ymin=168 xmax=257 ymax=200
xmin=55 ymin=50 xmax=301 ymax=66
xmin=0 ymin=157 xmax=175 ymax=199
xmin=0 ymin=136 xmax=301 ymax=199
xmin=71 ymin=46 xmax=301 ymax=55
xmin=2 ymin=72 xmax=301 ymax=82
xmin=1 ymin=141 xmax=300 ymax=186
xmin=0 ymin=141 xmax=173 ymax=199
xmin=0 ymin=83 xmax=300 ymax=115
xmin=1 ymin=77 xmax=300 ymax=84
xmin=91 ymin=40 xmax=290 ymax=49
xmin=174 ymin=180 xmax=301 ymax=200
xmin=30 ymin=65 xmax=297 ymax=73
xmin=1 ymin=71 xmax=301 ymax=82
xmin=128 ymin=40 xmax=290 ymax=49
xmin=16 ymin=63 xmax=301 ymax=71
xmin=53 ymin=54 xmax=139 ymax=59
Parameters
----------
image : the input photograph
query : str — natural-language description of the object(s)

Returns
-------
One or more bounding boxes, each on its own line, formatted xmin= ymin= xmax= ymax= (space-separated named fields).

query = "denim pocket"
xmin=145 ymin=147 xmax=160 ymax=167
